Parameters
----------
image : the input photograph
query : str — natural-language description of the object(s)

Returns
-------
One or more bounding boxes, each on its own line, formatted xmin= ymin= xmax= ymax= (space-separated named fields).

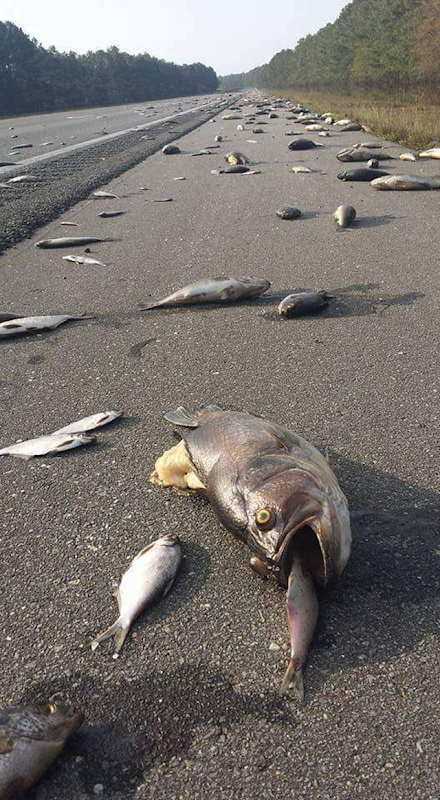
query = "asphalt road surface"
xmin=0 ymin=94 xmax=221 ymax=166
xmin=0 ymin=95 xmax=439 ymax=800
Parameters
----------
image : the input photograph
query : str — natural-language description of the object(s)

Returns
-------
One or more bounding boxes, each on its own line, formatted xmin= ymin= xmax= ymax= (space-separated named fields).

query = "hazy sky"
xmin=2 ymin=0 xmax=349 ymax=74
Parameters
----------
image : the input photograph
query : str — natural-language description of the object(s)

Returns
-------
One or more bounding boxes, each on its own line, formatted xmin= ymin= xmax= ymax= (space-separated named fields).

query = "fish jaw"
xmin=280 ymin=559 xmax=319 ymax=701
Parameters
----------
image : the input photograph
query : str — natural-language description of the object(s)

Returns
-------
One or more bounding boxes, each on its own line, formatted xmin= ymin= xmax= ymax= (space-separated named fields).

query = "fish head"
xmin=242 ymin=460 xmax=351 ymax=588
xmin=157 ymin=533 xmax=181 ymax=548
xmin=2 ymin=703 xmax=84 ymax=743
xmin=236 ymin=277 xmax=271 ymax=296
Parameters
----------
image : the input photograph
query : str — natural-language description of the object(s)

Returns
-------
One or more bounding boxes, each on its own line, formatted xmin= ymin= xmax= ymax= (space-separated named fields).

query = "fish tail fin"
xmin=139 ymin=300 xmax=165 ymax=311
xmin=91 ymin=617 xmax=129 ymax=656
xmin=280 ymin=659 xmax=305 ymax=702
xmin=164 ymin=406 xmax=199 ymax=427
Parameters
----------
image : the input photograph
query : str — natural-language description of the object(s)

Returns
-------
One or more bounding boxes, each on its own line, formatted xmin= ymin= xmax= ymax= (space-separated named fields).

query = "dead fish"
xmin=280 ymin=558 xmax=319 ymax=700
xmin=292 ymin=166 xmax=313 ymax=173
xmin=36 ymin=237 xmax=106 ymax=249
xmin=334 ymin=118 xmax=352 ymax=126
xmin=367 ymin=158 xmax=379 ymax=168
xmin=98 ymin=210 xmax=125 ymax=218
xmin=276 ymin=207 xmax=302 ymax=220
xmin=225 ymin=151 xmax=251 ymax=165
xmin=337 ymin=147 xmax=392 ymax=162
xmin=371 ymin=174 xmax=440 ymax=190
xmin=418 ymin=147 xmax=440 ymax=159
xmin=7 ymin=175 xmax=42 ymax=184
xmin=306 ymin=124 xmax=326 ymax=131
xmin=40 ymin=141 xmax=54 ymax=146
xmin=252 ymin=128 xmax=264 ymax=134
xmin=278 ymin=291 xmax=331 ymax=317
xmin=237 ymin=124 xmax=245 ymax=131
xmin=142 ymin=276 xmax=270 ymax=310
xmin=337 ymin=168 xmax=390 ymax=182
xmin=92 ymin=190 xmax=118 ymax=198
xmin=338 ymin=122 xmax=362 ymax=132
xmin=222 ymin=114 xmax=242 ymax=120
xmin=190 ymin=150 xmax=212 ymax=156
xmin=91 ymin=534 xmax=182 ymax=657
xmin=0 ymin=314 xmax=91 ymax=338
xmin=9 ymin=143 xmax=33 ymax=149
xmin=0 ymin=702 xmax=84 ymax=799
xmin=53 ymin=410 xmax=122 ymax=434
xmin=62 ymin=255 xmax=107 ymax=266
xmin=0 ymin=162 xmax=17 ymax=167
xmin=60 ymin=222 xmax=79 ymax=227
xmin=288 ymin=139 xmax=321 ymax=151
xmin=214 ymin=134 xmax=223 ymax=142
xmin=333 ymin=204 xmax=356 ymax=228
xmin=0 ymin=432 xmax=94 ymax=460
xmin=400 ymin=153 xmax=417 ymax=162
xmin=153 ymin=197 xmax=173 ymax=202
xmin=224 ymin=164 xmax=250 ymax=173
xmin=162 ymin=144 xmax=180 ymax=155
xmin=152 ymin=405 xmax=351 ymax=698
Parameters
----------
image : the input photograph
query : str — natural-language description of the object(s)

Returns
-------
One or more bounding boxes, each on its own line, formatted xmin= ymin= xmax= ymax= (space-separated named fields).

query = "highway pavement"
xmin=0 ymin=95 xmax=439 ymax=800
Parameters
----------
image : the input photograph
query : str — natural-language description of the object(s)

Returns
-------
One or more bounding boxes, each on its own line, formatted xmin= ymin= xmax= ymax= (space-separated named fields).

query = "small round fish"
xmin=276 ymin=206 xmax=302 ymax=220
xmin=225 ymin=151 xmax=250 ymax=165
xmin=162 ymin=144 xmax=180 ymax=155
xmin=278 ymin=291 xmax=331 ymax=317
xmin=288 ymin=138 xmax=320 ymax=150
xmin=333 ymin=204 xmax=356 ymax=228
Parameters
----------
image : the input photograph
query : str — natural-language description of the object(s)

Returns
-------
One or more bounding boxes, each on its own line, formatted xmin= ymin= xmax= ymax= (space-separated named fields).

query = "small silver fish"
xmin=142 ymin=276 xmax=270 ymax=310
xmin=40 ymin=141 xmax=54 ymax=146
xmin=371 ymin=174 xmax=440 ymax=190
xmin=53 ymin=411 xmax=122 ymax=434
xmin=278 ymin=291 xmax=331 ymax=317
xmin=399 ymin=153 xmax=417 ymax=162
xmin=62 ymin=255 xmax=107 ymax=266
xmin=92 ymin=190 xmax=119 ymax=198
xmin=60 ymin=222 xmax=79 ymax=227
xmin=0 ymin=702 xmax=84 ymax=798
xmin=7 ymin=175 xmax=42 ymax=184
xmin=0 ymin=314 xmax=91 ymax=338
xmin=0 ymin=433 xmax=95 ymax=460
xmin=292 ymin=166 xmax=313 ymax=173
xmin=98 ymin=210 xmax=125 ymax=218
xmin=91 ymin=534 xmax=182 ymax=657
xmin=280 ymin=558 xmax=319 ymax=700
xmin=36 ymin=237 xmax=106 ymax=248
xmin=9 ymin=143 xmax=33 ymax=149
xmin=333 ymin=204 xmax=356 ymax=228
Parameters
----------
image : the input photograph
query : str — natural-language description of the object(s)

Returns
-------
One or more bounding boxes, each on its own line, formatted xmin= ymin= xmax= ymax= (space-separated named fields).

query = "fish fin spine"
xmin=163 ymin=407 xmax=199 ymax=427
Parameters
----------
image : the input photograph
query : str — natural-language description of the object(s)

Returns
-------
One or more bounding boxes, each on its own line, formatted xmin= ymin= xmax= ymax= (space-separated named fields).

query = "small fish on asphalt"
xmin=225 ymin=151 xmax=251 ymax=165
xmin=0 ymin=314 xmax=92 ymax=338
xmin=337 ymin=167 xmax=390 ymax=182
xmin=280 ymin=556 xmax=319 ymax=701
xmin=9 ymin=143 xmax=33 ymax=149
xmin=0 ymin=162 xmax=17 ymax=167
xmin=399 ymin=152 xmax=417 ymax=161
xmin=337 ymin=147 xmax=393 ymax=162
xmin=0 ymin=432 xmax=95 ymax=460
xmin=276 ymin=206 xmax=302 ymax=220
xmin=98 ymin=210 xmax=125 ymax=218
xmin=288 ymin=138 xmax=321 ymax=150
xmin=162 ymin=144 xmax=180 ymax=155
xmin=7 ymin=175 xmax=42 ymax=184
xmin=92 ymin=190 xmax=119 ymax=198
xmin=333 ymin=204 xmax=356 ymax=228
xmin=214 ymin=134 xmax=223 ymax=142
xmin=63 ymin=255 xmax=107 ymax=266
xmin=278 ymin=291 xmax=331 ymax=317
xmin=142 ymin=276 xmax=270 ymax=309
xmin=0 ymin=702 xmax=84 ymax=799
xmin=60 ymin=221 xmax=79 ymax=226
xmin=91 ymin=534 xmax=182 ymax=657
xmin=211 ymin=165 xmax=250 ymax=174
xmin=292 ymin=166 xmax=313 ymax=173
xmin=36 ymin=237 xmax=107 ymax=248
xmin=53 ymin=410 xmax=122 ymax=434
xmin=371 ymin=174 xmax=440 ymax=190
xmin=418 ymin=147 xmax=440 ymax=159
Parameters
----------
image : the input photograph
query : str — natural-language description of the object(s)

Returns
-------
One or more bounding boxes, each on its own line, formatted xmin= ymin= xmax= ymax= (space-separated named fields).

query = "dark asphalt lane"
xmin=0 ymin=94 xmax=221 ymax=166
xmin=0 ymin=96 xmax=439 ymax=800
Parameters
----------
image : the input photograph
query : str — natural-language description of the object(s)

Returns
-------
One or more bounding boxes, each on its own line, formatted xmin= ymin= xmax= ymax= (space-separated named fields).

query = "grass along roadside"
xmin=266 ymin=88 xmax=440 ymax=151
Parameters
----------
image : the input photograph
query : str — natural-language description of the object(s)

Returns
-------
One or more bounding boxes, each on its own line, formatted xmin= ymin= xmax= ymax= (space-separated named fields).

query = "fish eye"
xmin=40 ymin=703 xmax=57 ymax=715
xmin=255 ymin=508 xmax=276 ymax=530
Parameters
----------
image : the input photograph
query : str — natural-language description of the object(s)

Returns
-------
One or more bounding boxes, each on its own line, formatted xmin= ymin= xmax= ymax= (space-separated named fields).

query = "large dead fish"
xmin=53 ymin=411 xmax=122 ymax=434
xmin=91 ymin=534 xmax=182 ymax=657
xmin=0 ymin=702 xmax=83 ymax=799
xmin=371 ymin=174 xmax=440 ymax=190
xmin=152 ymin=406 xmax=351 ymax=699
xmin=141 ymin=277 xmax=270 ymax=310
xmin=0 ymin=432 xmax=94 ymax=460
xmin=418 ymin=147 xmax=440 ymax=160
xmin=0 ymin=314 xmax=91 ymax=338
xmin=35 ymin=237 xmax=107 ymax=249
xmin=337 ymin=147 xmax=393 ymax=162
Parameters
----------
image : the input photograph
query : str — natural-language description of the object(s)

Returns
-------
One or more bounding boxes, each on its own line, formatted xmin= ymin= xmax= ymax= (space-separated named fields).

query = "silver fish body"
xmin=0 ymin=314 xmax=90 ymax=338
xmin=337 ymin=147 xmax=392 ymax=162
xmin=333 ymin=204 xmax=356 ymax=228
xmin=371 ymin=174 xmax=440 ymax=190
xmin=7 ymin=175 xmax=42 ymax=184
xmin=92 ymin=190 xmax=118 ymax=198
xmin=0 ymin=433 xmax=94 ymax=460
xmin=278 ymin=291 xmax=331 ymax=317
xmin=91 ymin=534 xmax=182 ymax=657
xmin=62 ymin=255 xmax=107 ymax=266
xmin=142 ymin=276 xmax=270 ymax=310
xmin=280 ymin=558 xmax=319 ymax=700
xmin=53 ymin=410 xmax=122 ymax=434
xmin=36 ymin=237 xmax=106 ymax=249
xmin=0 ymin=703 xmax=83 ymax=800
xmin=0 ymin=313 xmax=21 ymax=323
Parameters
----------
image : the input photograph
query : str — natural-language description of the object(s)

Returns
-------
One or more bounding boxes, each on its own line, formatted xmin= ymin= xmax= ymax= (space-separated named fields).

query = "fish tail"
xmin=280 ymin=659 xmax=305 ymax=702
xmin=139 ymin=300 xmax=166 ymax=311
xmin=91 ymin=617 xmax=129 ymax=655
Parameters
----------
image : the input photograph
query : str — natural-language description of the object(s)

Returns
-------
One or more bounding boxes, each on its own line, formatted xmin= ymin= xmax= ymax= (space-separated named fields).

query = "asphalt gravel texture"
xmin=0 ymin=93 xmax=439 ymax=800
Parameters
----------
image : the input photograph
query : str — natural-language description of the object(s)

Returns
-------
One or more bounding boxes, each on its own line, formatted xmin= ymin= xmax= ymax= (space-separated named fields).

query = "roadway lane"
xmin=0 ymin=93 xmax=222 ymax=166
xmin=0 ymin=97 xmax=439 ymax=800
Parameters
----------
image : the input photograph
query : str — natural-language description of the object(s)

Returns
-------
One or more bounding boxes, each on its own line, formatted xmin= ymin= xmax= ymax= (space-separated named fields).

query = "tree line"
xmin=220 ymin=0 xmax=440 ymax=91
xmin=0 ymin=21 xmax=218 ymax=116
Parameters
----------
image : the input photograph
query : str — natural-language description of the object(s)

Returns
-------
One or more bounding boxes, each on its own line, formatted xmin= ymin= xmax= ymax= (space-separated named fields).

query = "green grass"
xmin=266 ymin=88 xmax=440 ymax=150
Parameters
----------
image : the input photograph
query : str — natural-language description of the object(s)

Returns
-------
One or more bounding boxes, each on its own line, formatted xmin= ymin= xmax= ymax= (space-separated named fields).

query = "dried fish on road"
xmin=53 ymin=411 xmax=122 ymax=434
xmin=0 ymin=432 xmax=95 ymax=460
xmin=98 ymin=210 xmax=125 ymax=218
xmin=63 ymin=255 xmax=107 ymax=266
xmin=278 ymin=291 xmax=331 ymax=317
xmin=92 ymin=190 xmax=118 ymax=198
xmin=91 ymin=534 xmax=182 ymax=657
xmin=142 ymin=276 xmax=270 ymax=310
xmin=371 ymin=174 xmax=440 ymax=190
xmin=0 ymin=314 xmax=91 ymax=338
xmin=36 ymin=237 xmax=107 ymax=248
